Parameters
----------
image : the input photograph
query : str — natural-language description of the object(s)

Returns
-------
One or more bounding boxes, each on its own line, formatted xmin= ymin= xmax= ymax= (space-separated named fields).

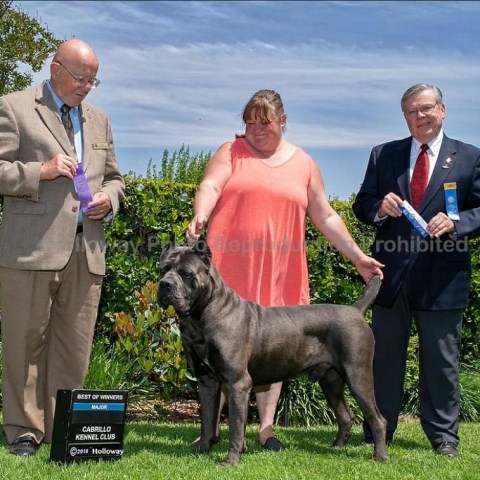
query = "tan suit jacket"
xmin=0 ymin=81 xmax=124 ymax=275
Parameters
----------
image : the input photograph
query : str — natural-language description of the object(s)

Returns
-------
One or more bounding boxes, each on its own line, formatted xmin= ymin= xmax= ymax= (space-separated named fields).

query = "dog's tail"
xmin=352 ymin=275 xmax=382 ymax=315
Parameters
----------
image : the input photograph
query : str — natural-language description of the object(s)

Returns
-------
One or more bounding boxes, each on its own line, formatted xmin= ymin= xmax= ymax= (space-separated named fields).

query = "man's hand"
xmin=377 ymin=192 xmax=403 ymax=218
xmin=85 ymin=192 xmax=112 ymax=220
xmin=40 ymin=154 xmax=77 ymax=180
xmin=427 ymin=212 xmax=456 ymax=238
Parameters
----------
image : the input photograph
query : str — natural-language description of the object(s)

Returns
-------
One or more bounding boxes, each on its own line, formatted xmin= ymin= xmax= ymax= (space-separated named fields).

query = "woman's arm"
xmin=187 ymin=141 xmax=234 ymax=244
xmin=307 ymin=160 xmax=384 ymax=282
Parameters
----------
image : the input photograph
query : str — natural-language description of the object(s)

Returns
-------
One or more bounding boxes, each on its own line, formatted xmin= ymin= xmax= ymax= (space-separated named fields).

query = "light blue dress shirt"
xmin=46 ymin=80 xmax=83 ymax=163
xmin=46 ymin=81 xmax=84 ymax=222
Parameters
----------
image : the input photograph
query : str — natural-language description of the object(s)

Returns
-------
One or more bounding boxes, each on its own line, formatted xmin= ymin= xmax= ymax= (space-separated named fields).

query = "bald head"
xmin=53 ymin=39 xmax=99 ymax=69
xmin=50 ymin=39 xmax=100 ymax=107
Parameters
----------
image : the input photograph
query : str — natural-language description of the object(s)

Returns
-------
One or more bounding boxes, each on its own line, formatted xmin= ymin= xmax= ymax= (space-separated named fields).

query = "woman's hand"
xmin=354 ymin=254 xmax=385 ymax=283
xmin=186 ymin=215 xmax=207 ymax=245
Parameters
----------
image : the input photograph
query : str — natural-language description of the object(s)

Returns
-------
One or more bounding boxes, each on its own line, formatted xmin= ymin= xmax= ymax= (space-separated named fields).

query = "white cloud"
xmin=88 ymin=40 xmax=480 ymax=150
xmin=13 ymin=0 xmax=480 ymax=197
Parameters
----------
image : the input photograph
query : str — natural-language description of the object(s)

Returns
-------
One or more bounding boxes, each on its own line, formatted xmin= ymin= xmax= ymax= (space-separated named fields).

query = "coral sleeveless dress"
xmin=207 ymin=137 xmax=315 ymax=307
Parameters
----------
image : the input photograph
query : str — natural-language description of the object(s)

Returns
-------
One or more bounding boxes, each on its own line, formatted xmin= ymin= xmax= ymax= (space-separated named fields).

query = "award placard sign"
xmin=50 ymin=389 xmax=128 ymax=463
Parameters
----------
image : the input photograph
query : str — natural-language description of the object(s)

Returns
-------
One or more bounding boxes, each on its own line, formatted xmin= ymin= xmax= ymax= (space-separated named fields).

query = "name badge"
xmin=444 ymin=182 xmax=460 ymax=220
xmin=92 ymin=142 xmax=109 ymax=150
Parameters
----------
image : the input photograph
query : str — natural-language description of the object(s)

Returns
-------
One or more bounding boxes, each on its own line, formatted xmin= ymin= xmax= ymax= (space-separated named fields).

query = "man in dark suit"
xmin=0 ymin=39 xmax=124 ymax=456
xmin=353 ymin=83 xmax=480 ymax=458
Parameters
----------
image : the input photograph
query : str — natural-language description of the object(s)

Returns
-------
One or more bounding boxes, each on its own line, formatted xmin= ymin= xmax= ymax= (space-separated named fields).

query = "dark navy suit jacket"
xmin=353 ymin=134 xmax=480 ymax=310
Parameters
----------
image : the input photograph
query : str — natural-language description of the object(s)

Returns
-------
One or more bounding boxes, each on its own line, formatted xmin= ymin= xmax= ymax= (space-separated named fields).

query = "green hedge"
xmin=102 ymin=180 xmax=479 ymax=361
xmin=97 ymin=177 xmax=480 ymax=418
xmin=0 ymin=175 xmax=476 ymax=361
xmin=1 ymin=174 xmax=479 ymax=421
xmin=99 ymin=178 xmax=196 ymax=336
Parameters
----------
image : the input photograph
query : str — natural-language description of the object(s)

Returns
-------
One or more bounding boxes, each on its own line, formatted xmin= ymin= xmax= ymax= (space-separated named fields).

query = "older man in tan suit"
xmin=0 ymin=39 xmax=125 ymax=456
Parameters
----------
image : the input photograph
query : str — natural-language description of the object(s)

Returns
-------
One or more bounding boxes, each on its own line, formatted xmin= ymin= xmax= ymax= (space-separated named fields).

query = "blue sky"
xmin=14 ymin=0 xmax=480 ymax=199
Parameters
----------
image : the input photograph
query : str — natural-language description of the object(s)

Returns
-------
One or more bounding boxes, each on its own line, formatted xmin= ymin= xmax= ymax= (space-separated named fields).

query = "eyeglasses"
xmin=55 ymin=61 xmax=100 ymax=89
xmin=404 ymin=103 xmax=438 ymax=118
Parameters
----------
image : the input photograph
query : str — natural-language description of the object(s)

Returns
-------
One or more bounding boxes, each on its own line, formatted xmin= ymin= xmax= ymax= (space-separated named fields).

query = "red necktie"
xmin=411 ymin=144 xmax=429 ymax=210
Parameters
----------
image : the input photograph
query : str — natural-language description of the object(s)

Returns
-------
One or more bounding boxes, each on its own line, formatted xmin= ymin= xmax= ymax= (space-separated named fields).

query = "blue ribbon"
xmin=444 ymin=182 xmax=459 ymax=221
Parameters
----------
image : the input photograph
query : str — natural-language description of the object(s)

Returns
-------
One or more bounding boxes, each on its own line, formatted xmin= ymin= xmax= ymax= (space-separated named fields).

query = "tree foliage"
xmin=128 ymin=145 xmax=211 ymax=185
xmin=0 ymin=0 xmax=61 ymax=95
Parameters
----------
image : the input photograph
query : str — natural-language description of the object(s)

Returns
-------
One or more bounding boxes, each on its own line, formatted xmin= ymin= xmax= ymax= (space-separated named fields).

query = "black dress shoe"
xmin=434 ymin=441 xmax=459 ymax=457
xmin=10 ymin=436 xmax=38 ymax=457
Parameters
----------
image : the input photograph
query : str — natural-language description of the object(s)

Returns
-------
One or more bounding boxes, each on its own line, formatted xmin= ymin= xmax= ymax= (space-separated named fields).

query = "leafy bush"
xmin=0 ymin=0 xmax=61 ymax=96
xmin=84 ymin=340 xmax=132 ymax=392
xmin=128 ymin=144 xmax=210 ymax=185
xmin=112 ymin=280 xmax=193 ymax=401
xmin=276 ymin=377 xmax=352 ymax=427
xmin=2 ymin=146 xmax=479 ymax=423
xmin=306 ymin=197 xmax=374 ymax=307
xmin=401 ymin=344 xmax=480 ymax=423
xmin=97 ymin=158 xmax=480 ymax=423
xmin=98 ymin=178 xmax=197 ymax=338
xmin=98 ymin=147 xmax=211 ymax=337
xmin=458 ymin=360 xmax=480 ymax=422
xmin=277 ymin=352 xmax=480 ymax=426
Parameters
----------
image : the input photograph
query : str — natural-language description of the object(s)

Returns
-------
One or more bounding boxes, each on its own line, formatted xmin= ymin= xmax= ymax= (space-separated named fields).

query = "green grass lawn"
xmin=0 ymin=419 xmax=479 ymax=480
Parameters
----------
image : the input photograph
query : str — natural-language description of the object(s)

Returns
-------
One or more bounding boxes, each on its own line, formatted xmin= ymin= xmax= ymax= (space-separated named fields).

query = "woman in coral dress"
xmin=187 ymin=89 xmax=383 ymax=451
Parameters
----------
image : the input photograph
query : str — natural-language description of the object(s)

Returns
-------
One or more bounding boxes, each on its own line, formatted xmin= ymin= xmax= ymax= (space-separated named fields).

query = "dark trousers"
xmin=364 ymin=282 xmax=462 ymax=446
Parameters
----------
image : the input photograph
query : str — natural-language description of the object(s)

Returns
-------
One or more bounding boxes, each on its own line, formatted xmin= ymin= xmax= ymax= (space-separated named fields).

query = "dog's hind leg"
xmin=195 ymin=374 xmax=222 ymax=453
xmin=319 ymin=368 xmax=355 ymax=447
xmin=344 ymin=366 xmax=388 ymax=462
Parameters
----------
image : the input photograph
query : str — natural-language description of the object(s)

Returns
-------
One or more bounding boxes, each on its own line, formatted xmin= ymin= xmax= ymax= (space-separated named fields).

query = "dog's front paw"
xmin=221 ymin=450 xmax=241 ymax=466
xmin=194 ymin=442 xmax=211 ymax=454
xmin=191 ymin=434 xmax=221 ymax=454
xmin=190 ymin=436 xmax=210 ymax=454
xmin=372 ymin=450 xmax=388 ymax=462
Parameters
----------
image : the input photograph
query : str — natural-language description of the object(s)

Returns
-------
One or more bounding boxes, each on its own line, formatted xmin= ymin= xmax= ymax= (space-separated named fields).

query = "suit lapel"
xmin=34 ymin=82 xmax=75 ymax=157
xmin=79 ymin=104 xmax=92 ymax=171
xmin=419 ymin=136 xmax=457 ymax=212
xmin=395 ymin=138 xmax=412 ymax=201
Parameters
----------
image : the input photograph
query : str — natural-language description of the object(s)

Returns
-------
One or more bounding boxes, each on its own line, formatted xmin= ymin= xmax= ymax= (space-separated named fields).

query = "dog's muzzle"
xmin=158 ymin=280 xmax=174 ymax=307
xmin=158 ymin=279 xmax=190 ymax=316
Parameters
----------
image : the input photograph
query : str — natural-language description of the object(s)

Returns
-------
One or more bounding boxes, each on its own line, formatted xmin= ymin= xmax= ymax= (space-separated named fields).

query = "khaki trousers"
xmin=0 ymin=234 xmax=103 ymax=444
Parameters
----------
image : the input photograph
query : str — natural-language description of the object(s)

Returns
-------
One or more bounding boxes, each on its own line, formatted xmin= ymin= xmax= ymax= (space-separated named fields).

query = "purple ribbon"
xmin=73 ymin=163 xmax=93 ymax=213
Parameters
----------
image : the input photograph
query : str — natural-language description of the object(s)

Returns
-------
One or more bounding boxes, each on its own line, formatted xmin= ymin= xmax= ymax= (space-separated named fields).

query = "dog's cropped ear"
xmin=193 ymin=234 xmax=212 ymax=264
xmin=160 ymin=232 xmax=177 ymax=259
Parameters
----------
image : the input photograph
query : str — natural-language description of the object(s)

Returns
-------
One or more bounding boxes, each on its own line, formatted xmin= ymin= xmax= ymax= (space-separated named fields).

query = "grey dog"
xmin=157 ymin=237 xmax=387 ymax=465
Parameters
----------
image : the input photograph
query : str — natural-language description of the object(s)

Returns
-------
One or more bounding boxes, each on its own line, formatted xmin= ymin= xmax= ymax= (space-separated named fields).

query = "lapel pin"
xmin=442 ymin=157 xmax=452 ymax=169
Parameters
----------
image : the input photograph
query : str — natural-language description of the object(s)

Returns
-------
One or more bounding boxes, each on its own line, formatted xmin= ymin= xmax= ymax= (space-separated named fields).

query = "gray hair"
xmin=401 ymin=83 xmax=443 ymax=110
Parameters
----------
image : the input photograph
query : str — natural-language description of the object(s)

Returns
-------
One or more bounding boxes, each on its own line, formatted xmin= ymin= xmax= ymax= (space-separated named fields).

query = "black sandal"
xmin=261 ymin=436 xmax=285 ymax=451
